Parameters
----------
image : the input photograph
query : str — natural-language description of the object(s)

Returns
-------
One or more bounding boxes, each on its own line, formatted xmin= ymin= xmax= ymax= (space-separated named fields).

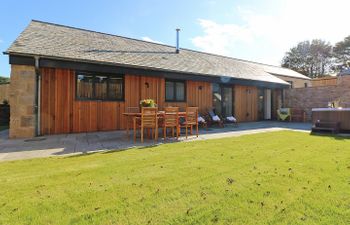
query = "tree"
xmin=282 ymin=39 xmax=333 ymax=78
xmin=0 ymin=76 xmax=10 ymax=84
xmin=333 ymin=35 xmax=350 ymax=71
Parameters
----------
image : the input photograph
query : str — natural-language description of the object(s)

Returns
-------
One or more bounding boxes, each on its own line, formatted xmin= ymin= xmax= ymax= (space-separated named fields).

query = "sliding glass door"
xmin=212 ymin=83 xmax=233 ymax=117
xmin=258 ymin=89 xmax=265 ymax=120
xmin=258 ymin=88 xmax=272 ymax=120
xmin=222 ymin=87 xmax=233 ymax=117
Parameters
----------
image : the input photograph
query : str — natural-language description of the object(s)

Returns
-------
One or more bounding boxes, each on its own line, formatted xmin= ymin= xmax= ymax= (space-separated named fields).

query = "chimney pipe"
xmin=176 ymin=28 xmax=180 ymax=53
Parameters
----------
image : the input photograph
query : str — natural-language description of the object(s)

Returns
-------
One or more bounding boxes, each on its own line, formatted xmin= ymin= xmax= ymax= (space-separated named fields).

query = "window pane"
xmin=175 ymin=82 xmax=185 ymax=101
xmin=222 ymin=87 xmax=232 ymax=117
xmin=95 ymin=75 xmax=108 ymax=99
xmin=77 ymin=74 xmax=93 ymax=99
xmin=166 ymin=81 xmax=174 ymax=100
xmin=212 ymin=83 xmax=222 ymax=115
xmin=109 ymin=77 xmax=123 ymax=99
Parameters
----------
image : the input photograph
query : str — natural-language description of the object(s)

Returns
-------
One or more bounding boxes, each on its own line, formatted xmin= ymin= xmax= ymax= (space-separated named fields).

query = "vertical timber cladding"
xmin=40 ymin=68 xmax=126 ymax=135
xmin=40 ymin=68 xmax=74 ymax=135
xmin=234 ymin=85 xmax=258 ymax=122
xmin=40 ymin=69 xmax=213 ymax=135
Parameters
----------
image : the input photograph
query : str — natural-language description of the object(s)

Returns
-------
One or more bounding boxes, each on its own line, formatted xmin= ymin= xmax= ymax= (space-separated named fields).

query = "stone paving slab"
xmin=0 ymin=122 xmax=312 ymax=162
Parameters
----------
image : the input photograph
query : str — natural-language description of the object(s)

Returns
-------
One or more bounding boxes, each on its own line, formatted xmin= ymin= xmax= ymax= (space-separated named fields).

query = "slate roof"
xmin=240 ymin=61 xmax=311 ymax=80
xmin=6 ymin=20 xmax=296 ymax=86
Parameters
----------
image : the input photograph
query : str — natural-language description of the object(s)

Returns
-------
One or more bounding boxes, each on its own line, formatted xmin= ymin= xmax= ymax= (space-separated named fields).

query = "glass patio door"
xmin=258 ymin=88 xmax=265 ymax=120
xmin=212 ymin=84 xmax=233 ymax=117
xmin=222 ymin=87 xmax=233 ymax=117
xmin=258 ymin=88 xmax=272 ymax=120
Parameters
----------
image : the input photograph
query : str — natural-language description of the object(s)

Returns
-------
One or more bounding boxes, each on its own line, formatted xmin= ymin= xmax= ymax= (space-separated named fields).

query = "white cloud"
xmin=141 ymin=36 xmax=163 ymax=44
xmin=191 ymin=19 xmax=254 ymax=56
xmin=192 ymin=0 xmax=350 ymax=66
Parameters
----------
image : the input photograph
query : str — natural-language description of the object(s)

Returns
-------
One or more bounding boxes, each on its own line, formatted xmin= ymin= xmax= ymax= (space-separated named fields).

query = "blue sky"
xmin=0 ymin=0 xmax=349 ymax=77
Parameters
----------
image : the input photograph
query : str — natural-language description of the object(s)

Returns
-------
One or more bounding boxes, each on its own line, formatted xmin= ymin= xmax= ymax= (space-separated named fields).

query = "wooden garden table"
xmin=122 ymin=111 xmax=187 ymax=136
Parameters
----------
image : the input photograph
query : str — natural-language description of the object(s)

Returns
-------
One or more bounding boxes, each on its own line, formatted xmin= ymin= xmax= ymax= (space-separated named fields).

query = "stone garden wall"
xmin=284 ymin=76 xmax=350 ymax=121
xmin=9 ymin=65 xmax=36 ymax=138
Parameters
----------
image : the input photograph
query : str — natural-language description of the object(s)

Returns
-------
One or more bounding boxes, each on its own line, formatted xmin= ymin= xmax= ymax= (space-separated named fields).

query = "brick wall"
xmin=9 ymin=65 xmax=36 ymax=138
xmin=0 ymin=83 xmax=10 ymax=103
xmin=284 ymin=76 xmax=350 ymax=121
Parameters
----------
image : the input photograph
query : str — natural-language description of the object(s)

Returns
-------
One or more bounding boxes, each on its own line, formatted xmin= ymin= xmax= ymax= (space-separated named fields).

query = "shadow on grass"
xmin=65 ymin=148 xmax=132 ymax=158
xmin=65 ymin=143 xmax=167 ymax=159
xmin=309 ymin=132 xmax=350 ymax=140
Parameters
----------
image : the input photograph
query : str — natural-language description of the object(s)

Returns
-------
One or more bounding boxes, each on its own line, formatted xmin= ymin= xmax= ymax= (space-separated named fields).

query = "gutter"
xmin=34 ymin=56 xmax=41 ymax=136
xmin=7 ymin=52 xmax=291 ymax=89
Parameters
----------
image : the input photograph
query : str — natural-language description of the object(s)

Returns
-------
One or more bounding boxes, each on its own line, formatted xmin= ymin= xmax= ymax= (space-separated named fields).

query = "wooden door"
xmin=234 ymin=85 xmax=258 ymax=122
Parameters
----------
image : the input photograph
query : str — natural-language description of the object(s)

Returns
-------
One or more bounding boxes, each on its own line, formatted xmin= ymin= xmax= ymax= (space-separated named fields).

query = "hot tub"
xmin=312 ymin=108 xmax=350 ymax=131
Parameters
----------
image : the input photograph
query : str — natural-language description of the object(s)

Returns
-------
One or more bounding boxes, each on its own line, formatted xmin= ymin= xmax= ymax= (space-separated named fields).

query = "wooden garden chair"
xmin=163 ymin=107 xmax=180 ymax=140
xmin=207 ymin=108 xmax=224 ymax=127
xmin=182 ymin=107 xmax=199 ymax=139
xmin=277 ymin=108 xmax=291 ymax=121
xmin=134 ymin=107 xmax=158 ymax=143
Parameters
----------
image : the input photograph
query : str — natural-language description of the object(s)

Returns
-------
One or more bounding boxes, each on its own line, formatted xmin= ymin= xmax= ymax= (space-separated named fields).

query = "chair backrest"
xmin=164 ymin=107 xmax=179 ymax=127
xmin=141 ymin=107 xmax=158 ymax=128
xmin=279 ymin=108 xmax=290 ymax=114
xmin=126 ymin=107 xmax=140 ymax=113
xmin=186 ymin=107 xmax=198 ymax=124
xmin=208 ymin=109 xmax=216 ymax=118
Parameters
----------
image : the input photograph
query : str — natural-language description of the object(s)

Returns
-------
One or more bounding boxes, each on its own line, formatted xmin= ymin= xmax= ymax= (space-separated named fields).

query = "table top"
xmin=123 ymin=111 xmax=187 ymax=116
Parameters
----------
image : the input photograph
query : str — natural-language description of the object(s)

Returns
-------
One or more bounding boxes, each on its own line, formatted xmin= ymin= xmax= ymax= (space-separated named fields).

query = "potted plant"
xmin=140 ymin=99 xmax=156 ymax=107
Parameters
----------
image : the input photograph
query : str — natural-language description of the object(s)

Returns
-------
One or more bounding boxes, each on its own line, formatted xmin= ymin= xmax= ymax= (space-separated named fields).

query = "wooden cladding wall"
xmin=234 ymin=85 xmax=258 ymax=122
xmin=40 ymin=68 xmax=213 ymax=135
xmin=41 ymin=68 xmax=126 ymax=135
xmin=41 ymin=68 xmax=74 ymax=134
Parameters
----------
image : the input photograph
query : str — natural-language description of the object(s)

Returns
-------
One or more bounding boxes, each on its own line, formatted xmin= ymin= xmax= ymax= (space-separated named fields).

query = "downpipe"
xmin=34 ymin=56 xmax=41 ymax=136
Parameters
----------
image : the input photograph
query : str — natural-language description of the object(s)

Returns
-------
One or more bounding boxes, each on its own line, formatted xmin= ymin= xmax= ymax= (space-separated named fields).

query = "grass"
xmin=0 ymin=131 xmax=349 ymax=224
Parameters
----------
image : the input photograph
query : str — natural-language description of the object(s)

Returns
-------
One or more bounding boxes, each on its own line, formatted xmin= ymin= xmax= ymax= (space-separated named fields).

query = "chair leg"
xmin=155 ymin=126 xmax=158 ymax=142
xmin=172 ymin=127 xmax=174 ymax=137
xmin=163 ymin=127 xmax=166 ymax=140
xmin=190 ymin=125 xmax=193 ymax=135
xmin=133 ymin=120 xmax=137 ymax=143
xmin=185 ymin=126 xmax=188 ymax=139
xmin=141 ymin=127 xmax=144 ymax=143
xmin=196 ymin=124 xmax=199 ymax=137
xmin=126 ymin=119 xmax=129 ymax=136
xmin=176 ymin=126 xmax=179 ymax=139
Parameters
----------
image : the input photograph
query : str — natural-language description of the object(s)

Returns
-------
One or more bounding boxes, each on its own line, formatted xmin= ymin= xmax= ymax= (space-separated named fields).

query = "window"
xmin=212 ymin=83 xmax=233 ymax=117
xmin=304 ymin=82 xmax=308 ymax=88
xmin=76 ymin=72 xmax=124 ymax=101
xmin=287 ymin=81 xmax=294 ymax=88
xmin=165 ymin=80 xmax=186 ymax=101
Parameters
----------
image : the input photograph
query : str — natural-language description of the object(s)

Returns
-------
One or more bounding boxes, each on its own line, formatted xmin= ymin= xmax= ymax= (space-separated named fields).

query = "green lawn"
xmin=0 ymin=131 xmax=349 ymax=224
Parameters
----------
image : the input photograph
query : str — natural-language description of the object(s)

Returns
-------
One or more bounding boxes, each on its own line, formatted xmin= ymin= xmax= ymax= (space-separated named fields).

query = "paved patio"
xmin=0 ymin=121 xmax=311 ymax=161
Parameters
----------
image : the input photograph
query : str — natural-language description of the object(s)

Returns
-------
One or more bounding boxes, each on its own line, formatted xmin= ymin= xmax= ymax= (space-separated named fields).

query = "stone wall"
xmin=9 ymin=65 xmax=36 ymax=138
xmin=0 ymin=83 xmax=10 ymax=103
xmin=284 ymin=76 xmax=350 ymax=121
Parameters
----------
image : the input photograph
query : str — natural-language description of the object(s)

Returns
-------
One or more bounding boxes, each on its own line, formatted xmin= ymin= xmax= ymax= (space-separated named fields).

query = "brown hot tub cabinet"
xmin=312 ymin=108 xmax=350 ymax=133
